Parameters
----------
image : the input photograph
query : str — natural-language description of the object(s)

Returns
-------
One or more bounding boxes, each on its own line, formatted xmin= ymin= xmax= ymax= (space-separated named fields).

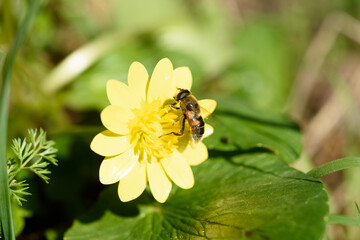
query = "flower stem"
xmin=0 ymin=0 xmax=42 ymax=238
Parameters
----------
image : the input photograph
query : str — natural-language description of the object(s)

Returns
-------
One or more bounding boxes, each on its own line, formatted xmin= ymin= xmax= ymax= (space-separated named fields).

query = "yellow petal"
xmin=199 ymin=99 xmax=217 ymax=118
xmin=147 ymin=158 xmax=172 ymax=203
xmin=128 ymin=61 xmax=149 ymax=102
xmin=204 ymin=124 xmax=214 ymax=138
xmin=147 ymin=58 xmax=174 ymax=103
xmin=182 ymin=141 xmax=208 ymax=166
xmin=172 ymin=67 xmax=192 ymax=91
xmin=118 ymin=161 xmax=147 ymax=202
xmin=161 ymin=150 xmax=194 ymax=189
xmin=99 ymin=149 xmax=138 ymax=184
xmin=90 ymin=130 xmax=131 ymax=156
xmin=106 ymin=80 xmax=139 ymax=109
xmin=100 ymin=105 xmax=134 ymax=135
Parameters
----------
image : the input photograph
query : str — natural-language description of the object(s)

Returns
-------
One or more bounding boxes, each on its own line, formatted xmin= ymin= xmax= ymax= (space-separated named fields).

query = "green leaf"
xmin=307 ymin=157 xmax=360 ymax=179
xmin=204 ymin=98 xmax=301 ymax=163
xmin=65 ymin=153 xmax=328 ymax=240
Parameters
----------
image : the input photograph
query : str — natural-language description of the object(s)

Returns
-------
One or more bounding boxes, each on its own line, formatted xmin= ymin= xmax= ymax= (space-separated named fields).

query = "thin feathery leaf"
xmin=9 ymin=179 xmax=31 ymax=206
xmin=23 ymin=141 xmax=33 ymax=160
xmin=7 ymin=128 xmax=58 ymax=206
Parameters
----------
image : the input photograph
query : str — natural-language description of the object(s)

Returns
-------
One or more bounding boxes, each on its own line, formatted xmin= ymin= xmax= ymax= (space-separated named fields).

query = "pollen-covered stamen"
xmin=129 ymin=101 xmax=182 ymax=160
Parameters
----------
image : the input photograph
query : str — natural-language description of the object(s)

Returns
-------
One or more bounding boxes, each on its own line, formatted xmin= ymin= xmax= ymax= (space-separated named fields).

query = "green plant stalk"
xmin=307 ymin=157 xmax=360 ymax=179
xmin=0 ymin=0 xmax=42 ymax=239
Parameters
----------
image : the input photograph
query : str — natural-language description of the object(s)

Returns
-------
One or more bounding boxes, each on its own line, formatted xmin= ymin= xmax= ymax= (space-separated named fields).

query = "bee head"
xmin=175 ymin=88 xmax=190 ymax=101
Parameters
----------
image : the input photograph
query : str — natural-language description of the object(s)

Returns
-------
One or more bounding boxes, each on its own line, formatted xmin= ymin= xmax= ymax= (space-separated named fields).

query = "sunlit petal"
xmin=107 ymin=80 xmax=139 ymax=109
xmin=90 ymin=130 xmax=131 ymax=157
xmin=128 ymin=61 xmax=149 ymax=102
xmin=118 ymin=161 xmax=147 ymax=202
xmin=172 ymin=67 xmax=192 ymax=92
xmin=181 ymin=142 xmax=208 ymax=166
xmin=199 ymin=99 xmax=217 ymax=118
xmin=161 ymin=151 xmax=194 ymax=189
xmin=101 ymin=105 xmax=134 ymax=135
xmin=147 ymin=158 xmax=172 ymax=203
xmin=204 ymin=124 xmax=214 ymax=138
xmin=147 ymin=58 xmax=174 ymax=103
xmin=99 ymin=150 xmax=138 ymax=184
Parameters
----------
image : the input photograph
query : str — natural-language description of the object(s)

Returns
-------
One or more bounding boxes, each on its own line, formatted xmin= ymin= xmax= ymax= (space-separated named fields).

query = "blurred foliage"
xmin=1 ymin=0 xmax=360 ymax=239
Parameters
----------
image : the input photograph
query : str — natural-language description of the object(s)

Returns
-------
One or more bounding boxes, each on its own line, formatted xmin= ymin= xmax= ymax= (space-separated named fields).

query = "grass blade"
xmin=0 ymin=0 xmax=42 ymax=238
xmin=328 ymin=215 xmax=360 ymax=226
xmin=307 ymin=157 xmax=360 ymax=179
xmin=328 ymin=203 xmax=360 ymax=226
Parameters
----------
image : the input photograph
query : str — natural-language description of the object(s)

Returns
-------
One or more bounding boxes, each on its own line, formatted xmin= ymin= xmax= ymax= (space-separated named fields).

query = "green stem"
xmin=0 ymin=0 xmax=42 ymax=239
xmin=307 ymin=157 xmax=360 ymax=179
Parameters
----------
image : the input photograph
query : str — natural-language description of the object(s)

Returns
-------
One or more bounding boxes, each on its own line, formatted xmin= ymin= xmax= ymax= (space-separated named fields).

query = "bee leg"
xmin=178 ymin=115 xmax=186 ymax=135
xmin=159 ymin=115 xmax=186 ymax=138
xmin=170 ymin=102 xmax=180 ymax=110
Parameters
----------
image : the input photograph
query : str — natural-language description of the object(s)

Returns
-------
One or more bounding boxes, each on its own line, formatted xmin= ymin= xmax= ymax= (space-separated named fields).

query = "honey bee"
xmin=162 ymin=89 xmax=205 ymax=142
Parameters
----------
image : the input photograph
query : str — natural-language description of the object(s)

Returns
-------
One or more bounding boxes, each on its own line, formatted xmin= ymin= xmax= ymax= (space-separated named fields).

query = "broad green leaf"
xmin=204 ymin=98 xmax=301 ymax=163
xmin=65 ymin=153 xmax=328 ymax=240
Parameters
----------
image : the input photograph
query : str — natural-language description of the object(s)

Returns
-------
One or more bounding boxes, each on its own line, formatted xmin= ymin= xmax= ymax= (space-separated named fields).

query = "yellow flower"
xmin=90 ymin=58 xmax=216 ymax=203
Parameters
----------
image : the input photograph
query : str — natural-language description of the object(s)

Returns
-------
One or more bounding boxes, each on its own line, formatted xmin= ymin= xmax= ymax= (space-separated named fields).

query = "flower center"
xmin=129 ymin=100 xmax=183 ymax=160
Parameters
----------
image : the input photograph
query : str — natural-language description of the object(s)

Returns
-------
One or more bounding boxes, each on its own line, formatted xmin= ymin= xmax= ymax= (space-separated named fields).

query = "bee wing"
xmin=188 ymin=124 xmax=213 ymax=148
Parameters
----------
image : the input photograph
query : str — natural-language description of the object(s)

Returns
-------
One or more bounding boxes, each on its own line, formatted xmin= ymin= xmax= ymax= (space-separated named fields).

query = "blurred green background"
xmin=1 ymin=0 xmax=360 ymax=239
